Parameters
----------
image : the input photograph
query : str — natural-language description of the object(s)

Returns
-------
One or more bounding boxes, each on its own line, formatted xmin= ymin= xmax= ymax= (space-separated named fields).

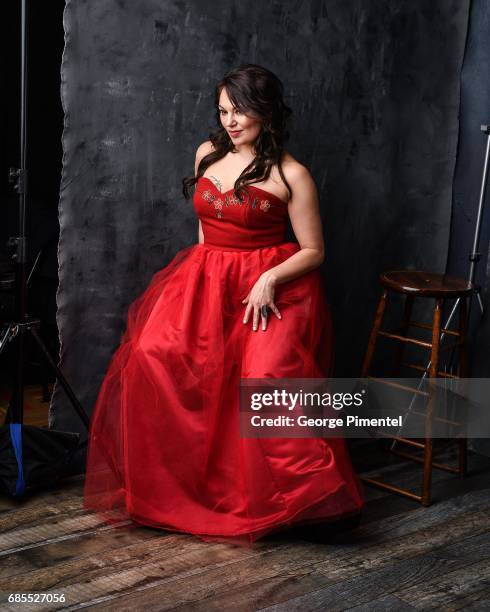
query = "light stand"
xmin=0 ymin=0 xmax=89 ymax=496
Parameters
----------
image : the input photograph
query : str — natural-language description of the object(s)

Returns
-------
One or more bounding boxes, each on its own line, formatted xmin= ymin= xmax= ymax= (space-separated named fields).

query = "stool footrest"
xmin=402 ymin=362 xmax=458 ymax=378
xmin=378 ymin=330 xmax=432 ymax=348
xmin=368 ymin=376 xmax=429 ymax=397
xmin=409 ymin=321 xmax=460 ymax=337
xmin=387 ymin=447 xmax=462 ymax=474
xmin=378 ymin=330 xmax=461 ymax=352
xmin=360 ymin=476 xmax=423 ymax=502
xmin=376 ymin=433 xmax=425 ymax=448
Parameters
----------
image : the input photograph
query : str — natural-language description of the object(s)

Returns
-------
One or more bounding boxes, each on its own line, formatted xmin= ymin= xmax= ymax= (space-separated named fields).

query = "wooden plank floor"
xmin=1 ymin=440 xmax=489 ymax=611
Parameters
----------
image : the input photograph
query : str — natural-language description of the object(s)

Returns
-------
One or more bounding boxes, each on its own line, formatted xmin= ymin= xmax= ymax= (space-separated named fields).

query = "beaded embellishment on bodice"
xmin=197 ymin=176 xmax=284 ymax=219
xmin=193 ymin=176 xmax=289 ymax=250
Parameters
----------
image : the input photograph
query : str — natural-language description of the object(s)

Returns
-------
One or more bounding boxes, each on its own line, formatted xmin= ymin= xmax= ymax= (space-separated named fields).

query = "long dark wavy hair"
xmin=182 ymin=63 xmax=293 ymax=202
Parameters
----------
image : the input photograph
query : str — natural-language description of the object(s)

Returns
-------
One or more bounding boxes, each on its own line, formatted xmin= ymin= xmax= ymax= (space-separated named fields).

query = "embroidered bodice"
xmin=193 ymin=176 xmax=289 ymax=250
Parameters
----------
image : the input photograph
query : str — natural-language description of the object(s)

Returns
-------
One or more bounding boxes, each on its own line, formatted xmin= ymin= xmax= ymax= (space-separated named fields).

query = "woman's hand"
xmin=242 ymin=272 xmax=282 ymax=331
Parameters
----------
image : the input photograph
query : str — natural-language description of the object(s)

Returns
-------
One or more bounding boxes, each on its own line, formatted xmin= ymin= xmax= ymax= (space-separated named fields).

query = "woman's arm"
xmin=263 ymin=164 xmax=325 ymax=285
xmin=242 ymin=162 xmax=325 ymax=331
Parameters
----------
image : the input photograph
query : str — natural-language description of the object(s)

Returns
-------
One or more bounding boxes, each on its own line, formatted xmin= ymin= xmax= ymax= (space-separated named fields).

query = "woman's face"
xmin=218 ymin=87 xmax=262 ymax=148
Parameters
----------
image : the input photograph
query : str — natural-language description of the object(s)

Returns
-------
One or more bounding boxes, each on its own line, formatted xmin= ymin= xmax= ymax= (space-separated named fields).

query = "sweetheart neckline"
xmin=197 ymin=176 xmax=288 ymax=207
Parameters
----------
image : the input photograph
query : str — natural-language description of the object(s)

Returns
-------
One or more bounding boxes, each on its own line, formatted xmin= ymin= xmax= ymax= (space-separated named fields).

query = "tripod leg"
xmin=29 ymin=326 xmax=90 ymax=430
xmin=10 ymin=322 xmax=26 ymax=425
xmin=1 ymin=324 xmax=18 ymax=425
xmin=0 ymin=323 xmax=15 ymax=357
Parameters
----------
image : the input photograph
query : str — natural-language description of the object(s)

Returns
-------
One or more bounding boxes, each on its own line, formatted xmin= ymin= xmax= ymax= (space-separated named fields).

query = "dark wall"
xmin=51 ymin=1 xmax=471 ymax=445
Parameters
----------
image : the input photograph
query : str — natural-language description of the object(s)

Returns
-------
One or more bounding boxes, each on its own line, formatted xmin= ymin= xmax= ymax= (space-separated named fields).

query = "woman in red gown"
xmin=83 ymin=63 xmax=365 ymax=545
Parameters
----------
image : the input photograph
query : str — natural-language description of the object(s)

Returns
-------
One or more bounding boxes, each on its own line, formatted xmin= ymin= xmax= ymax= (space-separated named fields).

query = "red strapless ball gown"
xmin=83 ymin=176 xmax=365 ymax=545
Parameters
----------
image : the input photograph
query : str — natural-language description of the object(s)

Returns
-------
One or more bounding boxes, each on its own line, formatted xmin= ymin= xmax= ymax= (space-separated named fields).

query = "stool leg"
xmin=393 ymin=295 xmax=414 ymax=376
xmin=362 ymin=289 xmax=388 ymax=377
xmin=458 ymin=296 xmax=469 ymax=477
xmin=422 ymin=298 xmax=443 ymax=506
xmin=458 ymin=296 xmax=468 ymax=377
xmin=429 ymin=299 xmax=442 ymax=378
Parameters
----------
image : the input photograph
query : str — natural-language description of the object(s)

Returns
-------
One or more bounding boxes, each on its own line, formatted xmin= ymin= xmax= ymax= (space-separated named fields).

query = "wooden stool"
xmin=360 ymin=270 xmax=474 ymax=506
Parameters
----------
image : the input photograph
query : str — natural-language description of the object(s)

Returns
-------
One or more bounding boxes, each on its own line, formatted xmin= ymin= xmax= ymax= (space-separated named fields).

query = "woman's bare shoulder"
xmin=195 ymin=140 xmax=215 ymax=161
xmin=194 ymin=140 xmax=216 ymax=175
xmin=279 ymin=152 xmax=313 ymax=187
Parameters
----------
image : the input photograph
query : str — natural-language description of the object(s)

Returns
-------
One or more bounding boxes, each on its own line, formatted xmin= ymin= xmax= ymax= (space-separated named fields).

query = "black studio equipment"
xmin=0 ymin=0 xmax=89 ymax=498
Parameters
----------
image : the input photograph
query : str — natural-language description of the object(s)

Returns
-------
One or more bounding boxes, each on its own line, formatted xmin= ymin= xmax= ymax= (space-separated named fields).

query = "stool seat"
xmin=380 ymin=270 xmax=473 ymax=298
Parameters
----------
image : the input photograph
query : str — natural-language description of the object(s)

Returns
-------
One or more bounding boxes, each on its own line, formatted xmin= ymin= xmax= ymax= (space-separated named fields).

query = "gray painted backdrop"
xmin=51 ymin=1 xmax=470 ymax=459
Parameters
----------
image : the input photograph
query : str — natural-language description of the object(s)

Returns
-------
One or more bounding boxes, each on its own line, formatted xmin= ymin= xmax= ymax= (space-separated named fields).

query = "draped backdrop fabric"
xmin=83 ymin=178 xmax=365 ymax=544
xmin=52 ymin=1 xmax=471 ymax=473
xmin=446 ymin=0 xmax=490 ymax=456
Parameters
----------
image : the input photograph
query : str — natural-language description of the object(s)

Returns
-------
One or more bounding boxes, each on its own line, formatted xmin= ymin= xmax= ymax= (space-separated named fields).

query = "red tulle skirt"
xmin=83 ymin=241 xmax=365 ymax=546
